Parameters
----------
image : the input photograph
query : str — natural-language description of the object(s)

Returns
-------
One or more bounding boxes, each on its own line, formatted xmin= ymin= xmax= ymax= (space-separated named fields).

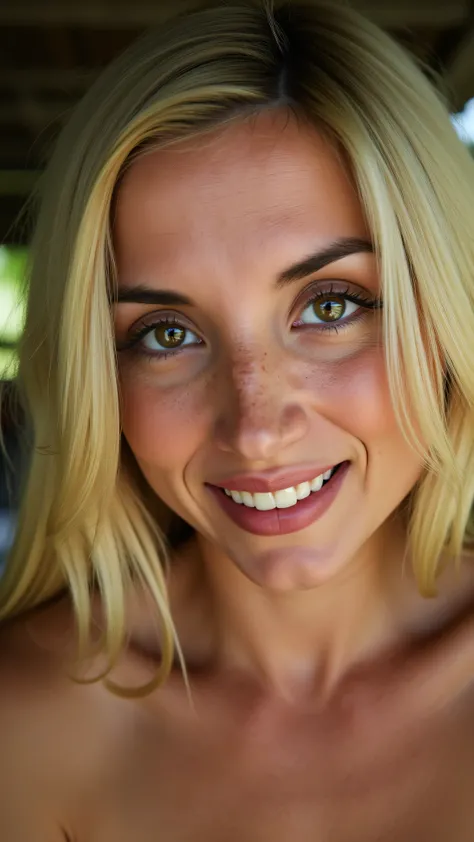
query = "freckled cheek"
xmin=118 ymin=375 xmax=210 ymax=470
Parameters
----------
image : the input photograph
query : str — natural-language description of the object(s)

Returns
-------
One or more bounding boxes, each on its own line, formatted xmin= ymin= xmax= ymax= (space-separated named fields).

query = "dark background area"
xmin=1 ymin=0 xmax=474 ymax=245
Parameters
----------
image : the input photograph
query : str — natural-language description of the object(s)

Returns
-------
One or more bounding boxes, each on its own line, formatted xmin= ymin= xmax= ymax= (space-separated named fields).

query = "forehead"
xmin=114 ymin=109 xmax=369 ymax=272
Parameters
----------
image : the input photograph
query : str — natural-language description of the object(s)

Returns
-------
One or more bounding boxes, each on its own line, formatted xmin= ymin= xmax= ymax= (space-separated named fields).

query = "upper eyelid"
xmin=125 ymin=311 xmax=199 ymax=340
xmin=133 ymin=309 xmax=194 ymax=327
xmin=292 ymin=281 xmax=379 ymax=314
xmin=296 ymin=278 xmax=376 ymax=300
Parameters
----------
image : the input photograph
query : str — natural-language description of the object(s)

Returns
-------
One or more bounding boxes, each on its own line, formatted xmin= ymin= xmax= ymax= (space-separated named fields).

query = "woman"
xmin=1 ymin=0 xmax=474 ymax=838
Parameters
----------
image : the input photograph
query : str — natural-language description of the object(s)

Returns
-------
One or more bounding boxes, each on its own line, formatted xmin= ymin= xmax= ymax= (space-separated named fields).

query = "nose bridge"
xmin=233 ymin=342 xmax=271 ymax=416
xmin=215 ymin=340 xmax=308 ymax=460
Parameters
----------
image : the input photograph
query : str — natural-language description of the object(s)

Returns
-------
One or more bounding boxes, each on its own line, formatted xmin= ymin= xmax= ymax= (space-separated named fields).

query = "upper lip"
xmin=209 ymin=463 xmax=341 ymax=494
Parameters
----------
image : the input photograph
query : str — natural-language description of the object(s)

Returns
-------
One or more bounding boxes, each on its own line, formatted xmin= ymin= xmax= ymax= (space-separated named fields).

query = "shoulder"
xmin=0 ymin=597 xmax=135 ymax=840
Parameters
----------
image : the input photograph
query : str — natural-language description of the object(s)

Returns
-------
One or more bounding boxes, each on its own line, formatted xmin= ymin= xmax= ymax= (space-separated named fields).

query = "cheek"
xmin=326 ymin=347 xmax=424 ymax=493
xmin=304 ymin=344 xmax=422 ymax=476
xmin=119 ymin=373 xmax=209 ymax=471
xmin=334 ymin=349 xmax=396 ymax=441
xmin=300 ymin=344 xmax=397 ymax=442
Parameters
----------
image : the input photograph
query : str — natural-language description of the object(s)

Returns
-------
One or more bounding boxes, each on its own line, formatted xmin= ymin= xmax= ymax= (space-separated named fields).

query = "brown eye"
xmin=297 ymin=292 xmax=359 ymax=326
xmin=313 ymin=294 xmax=346 ymax=322
xmin=293 ymin=287 xmax=382 ymax=332
xmin=153 ymin=324 xmax=186 ymax=348
xmin=139 ymin=321 xmax=201 ymax=355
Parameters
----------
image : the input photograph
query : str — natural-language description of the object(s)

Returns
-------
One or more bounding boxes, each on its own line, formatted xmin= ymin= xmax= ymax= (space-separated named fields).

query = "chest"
xmin=85 ymin=687 xmax=474 ymax=842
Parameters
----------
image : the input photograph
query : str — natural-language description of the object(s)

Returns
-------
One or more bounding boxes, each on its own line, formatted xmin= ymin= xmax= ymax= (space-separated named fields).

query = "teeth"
xmin=241 ymin=491 xmax=255 ymax=508
xmin=295 ymin=482 xmax=311 ymax=500
xmin=253 ymin=492 xmax=276 ymax=511
xmin=224 ymin=466 xmax=337 ymax=510
xmin=274 ymin=487 xmax=297 ymax=509
xmin=310 ymin=475 xmax=324 ymax=492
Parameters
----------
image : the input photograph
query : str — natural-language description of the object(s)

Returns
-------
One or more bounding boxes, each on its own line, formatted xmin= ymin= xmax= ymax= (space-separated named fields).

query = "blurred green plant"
xmin=0 ymin=247 xmax=28 ymax=379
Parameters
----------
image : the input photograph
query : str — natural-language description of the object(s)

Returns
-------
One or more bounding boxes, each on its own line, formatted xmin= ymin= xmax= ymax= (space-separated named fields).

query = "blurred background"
xmin=1 ymin=0 xmax=474 ymax=568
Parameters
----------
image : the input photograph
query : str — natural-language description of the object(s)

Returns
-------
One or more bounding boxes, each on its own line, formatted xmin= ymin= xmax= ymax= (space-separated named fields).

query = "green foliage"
xmin=0 ymin=247 xmax=28 ymax=379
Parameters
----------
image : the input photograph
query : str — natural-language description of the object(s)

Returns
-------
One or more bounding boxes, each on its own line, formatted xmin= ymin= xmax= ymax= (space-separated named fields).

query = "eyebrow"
xmin=114 ymin=236 xmax=374 ymax=305
xmin=114 ymin=287 xmax=193 ymax=306
xmin=276 ymin=236 xmax=374 ymax=287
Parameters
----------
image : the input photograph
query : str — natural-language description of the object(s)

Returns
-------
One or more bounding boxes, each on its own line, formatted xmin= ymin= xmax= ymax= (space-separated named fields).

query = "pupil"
xmin=315 ymin=296 xmax=345 ymax=322
xmin=158 ymin=325 xmax=185 ymax=347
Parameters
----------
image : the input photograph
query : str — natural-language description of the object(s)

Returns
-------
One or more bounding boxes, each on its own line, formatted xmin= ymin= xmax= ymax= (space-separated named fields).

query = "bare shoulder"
xmin=0 ymin=597 xmax=134 ymax=841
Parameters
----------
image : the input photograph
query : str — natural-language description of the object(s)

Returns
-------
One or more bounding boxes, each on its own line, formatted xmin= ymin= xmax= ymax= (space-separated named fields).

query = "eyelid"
xmin=292 ymin=280 xmax=381 ymax=318
xmin=127 ymin=309 xmax=198 ymax=337
xmin=131 ymin=308 xmax=197 ymax=332
xmin=117 ymin=310 xmax=202 ymax=355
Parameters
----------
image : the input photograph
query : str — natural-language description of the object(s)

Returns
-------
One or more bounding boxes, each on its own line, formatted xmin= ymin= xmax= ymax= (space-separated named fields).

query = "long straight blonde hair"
xmin=1 ymin=0 xmax=474 ymax=696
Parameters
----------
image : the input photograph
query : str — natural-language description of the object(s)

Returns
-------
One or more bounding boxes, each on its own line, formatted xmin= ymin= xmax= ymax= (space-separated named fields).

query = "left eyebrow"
xmin=113 ymin=287 xmax=194 ymax=306
xmin=276 ymin=236 xmax=374 ymax=287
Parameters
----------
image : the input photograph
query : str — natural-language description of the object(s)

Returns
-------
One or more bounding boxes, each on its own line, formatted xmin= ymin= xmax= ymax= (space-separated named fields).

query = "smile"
xmin=223 ymin=467 xmax=336 ymax=510
xmin=209 ymin=462 xmax=349 ymax=537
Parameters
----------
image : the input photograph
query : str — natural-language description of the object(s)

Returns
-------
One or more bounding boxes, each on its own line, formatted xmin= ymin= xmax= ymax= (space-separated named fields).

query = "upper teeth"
xmin=224 ymin=468 xmax=335 ymax=510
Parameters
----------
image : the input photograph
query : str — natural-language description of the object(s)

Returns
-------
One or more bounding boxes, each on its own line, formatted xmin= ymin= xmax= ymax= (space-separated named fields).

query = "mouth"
xmin=207 ymin=461 xmax=349 ymax=537
xmin=222 ymin=464 xmax=339 ymax=510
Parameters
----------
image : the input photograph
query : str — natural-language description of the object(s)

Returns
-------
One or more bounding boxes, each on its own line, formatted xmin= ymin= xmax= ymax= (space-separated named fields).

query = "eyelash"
xmin=118 ymin=315 xmax=199 ymax=362
xmin=294 ymin=285 xmax=382 ymax=334
xmin=118 ymin=285 xmax=383 ymax=362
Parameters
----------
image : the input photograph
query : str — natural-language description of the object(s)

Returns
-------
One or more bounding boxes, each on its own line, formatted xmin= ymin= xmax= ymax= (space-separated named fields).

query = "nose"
xmin=213 ymin=346 xmax=310 ymax=462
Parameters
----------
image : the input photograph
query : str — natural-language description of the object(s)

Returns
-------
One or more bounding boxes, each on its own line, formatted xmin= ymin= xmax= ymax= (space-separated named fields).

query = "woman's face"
xmin=114 ymin=109 xmax=423 ymax=591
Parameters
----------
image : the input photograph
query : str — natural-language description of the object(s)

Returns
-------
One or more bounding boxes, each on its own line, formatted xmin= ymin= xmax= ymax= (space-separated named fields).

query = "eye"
xmin=299 ymin=292 xmax=359 ymax=325
xmin=117 ymin=315 xmax=203 ymax=361
xmin=292 ymin=285 xmax=382 ymax=333
xmin=141 ymin=322 xmax=200 ymax=353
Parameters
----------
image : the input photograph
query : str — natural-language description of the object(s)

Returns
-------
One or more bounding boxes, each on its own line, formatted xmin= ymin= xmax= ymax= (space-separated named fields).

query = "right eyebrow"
xmin=113 ymin=286 xmax=194 ymax=306
xmin=276 ymin=236 xmax=374 ymax=287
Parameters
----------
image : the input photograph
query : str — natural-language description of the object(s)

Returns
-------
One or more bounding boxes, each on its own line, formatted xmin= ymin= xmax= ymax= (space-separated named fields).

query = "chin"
xmin=231 ymin=543 xmax=343 ymax=592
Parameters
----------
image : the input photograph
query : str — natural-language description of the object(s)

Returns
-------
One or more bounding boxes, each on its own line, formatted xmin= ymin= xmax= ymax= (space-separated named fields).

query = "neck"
xmin=195 ymin=515 xmax=411 ymax=700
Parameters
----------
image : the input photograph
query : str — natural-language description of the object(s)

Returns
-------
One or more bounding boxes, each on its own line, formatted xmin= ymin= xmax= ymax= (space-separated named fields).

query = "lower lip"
xmin=207 ymin=462 xmax=350 ymax=537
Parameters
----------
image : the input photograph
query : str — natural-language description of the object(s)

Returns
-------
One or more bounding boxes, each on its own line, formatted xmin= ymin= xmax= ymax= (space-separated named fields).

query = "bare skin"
xmin=2 ymin=551 xmax=474 ymax=842
xmin=1 ymin=110 xmax=474 ymax=840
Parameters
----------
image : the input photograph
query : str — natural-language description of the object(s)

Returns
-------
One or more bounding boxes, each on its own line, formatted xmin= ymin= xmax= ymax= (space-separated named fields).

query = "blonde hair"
xmin=1 ymin=0 xmax=474 ymax=696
